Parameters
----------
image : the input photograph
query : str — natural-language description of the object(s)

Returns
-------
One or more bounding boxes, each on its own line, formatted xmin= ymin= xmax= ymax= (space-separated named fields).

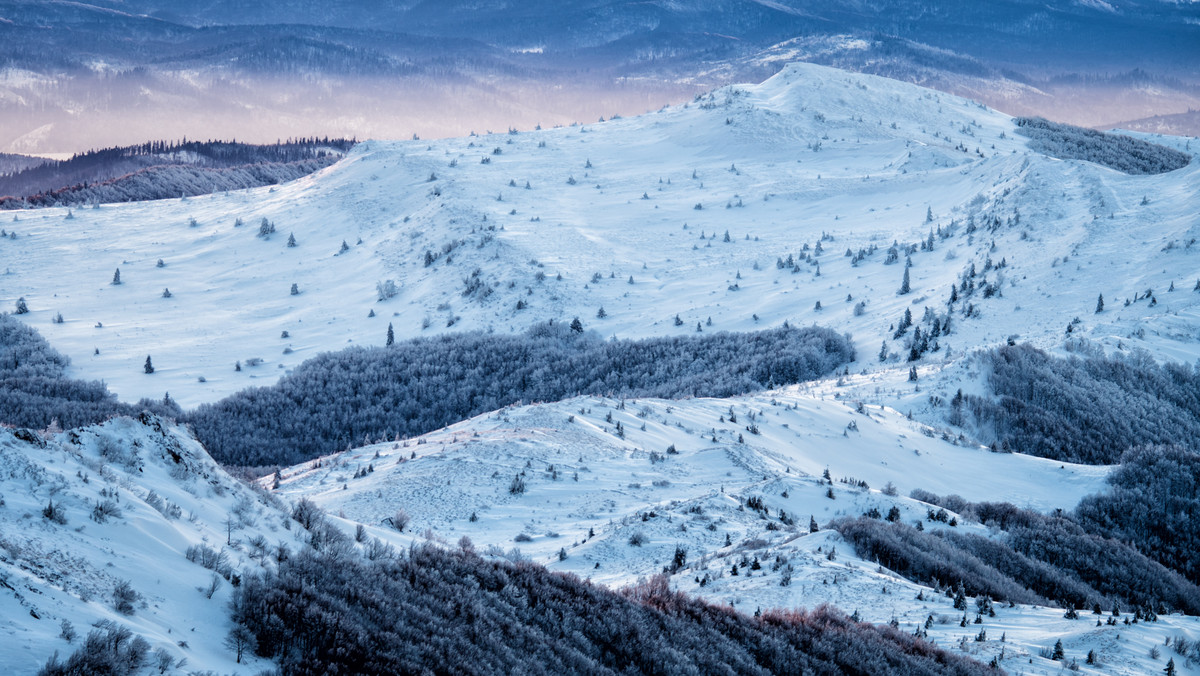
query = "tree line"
xmin=188 ymin=322 xmax=855 ymax=467
xmin=836 ymin=446 xmax=1200 ymax=617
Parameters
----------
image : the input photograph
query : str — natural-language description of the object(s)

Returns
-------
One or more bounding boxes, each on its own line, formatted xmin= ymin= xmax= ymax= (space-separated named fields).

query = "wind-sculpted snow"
xmin=188 ymin=323 xmax=854 ymax=467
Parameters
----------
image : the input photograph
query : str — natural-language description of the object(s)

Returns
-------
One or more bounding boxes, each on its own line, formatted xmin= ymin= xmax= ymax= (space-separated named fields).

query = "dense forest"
xmin=837 ymin=446 xmax=1200 ymax=617
xmin=229 ymin=543 xmax=997 ymax=676
xmin=1075 ymin=445 xmax=1200 ymax=585
xmin=1014 ymin=117 xmax=1190 ymax=175
xmin=0 ymin=138 xmax=355 ymax=208
xmin=1 ymin=315 xmax=853 ymax=467
xmin=964 ymin=343 xmax=1200 ymax=464
xmin=187 ymin=322 xmax=855 ymax=467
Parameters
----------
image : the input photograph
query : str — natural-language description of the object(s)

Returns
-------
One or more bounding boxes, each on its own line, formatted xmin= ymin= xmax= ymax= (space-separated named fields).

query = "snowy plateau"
xmin=1 ymin=62 xmax=1199 ymax=674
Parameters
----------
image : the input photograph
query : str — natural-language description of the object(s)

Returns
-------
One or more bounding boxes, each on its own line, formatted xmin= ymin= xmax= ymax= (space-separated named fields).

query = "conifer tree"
xmin=144 ymin=355 xmax=154 ymax=374
xmin=386 ymin=323 xmax=394 ymax=347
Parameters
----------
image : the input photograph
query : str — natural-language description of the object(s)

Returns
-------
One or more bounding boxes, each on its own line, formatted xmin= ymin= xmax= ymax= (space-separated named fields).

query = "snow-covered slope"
xmin=270 ymin=389 xmax=1200 ymax=675
xmin=3 ymin=61 xmax=1200 ymax=675
xmin=2 ymin=61 xmax=1196 ymax=409
xmin=0 ymin=415 xmax=297 ymax=674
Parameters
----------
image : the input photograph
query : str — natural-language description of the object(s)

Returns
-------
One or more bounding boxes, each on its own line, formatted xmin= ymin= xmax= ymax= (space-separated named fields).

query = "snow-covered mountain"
xmin=2 ymin=62 xmax=1199 ymax=675
xmin=267 ymin=387 xmax=1200 ymax=675
xmin=0 ymin=414 xmax=297 ymax=673
xmin=2 ymin=0 xmax=1198 ymax=152
xmin=2 ymin=63 xmax=1195 ymax=409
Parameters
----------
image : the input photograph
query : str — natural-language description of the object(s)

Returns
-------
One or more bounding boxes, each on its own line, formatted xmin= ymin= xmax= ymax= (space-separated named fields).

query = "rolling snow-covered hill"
xmin=267 ymin=387 xmax=1200 ymax=675
xmin=0 ymin=415 xmax=299 ymax=674
xmin=2 ymin=62 xmax=1200 ymax=675
xmin=2 ymin=62 xmax=1196 ymax=411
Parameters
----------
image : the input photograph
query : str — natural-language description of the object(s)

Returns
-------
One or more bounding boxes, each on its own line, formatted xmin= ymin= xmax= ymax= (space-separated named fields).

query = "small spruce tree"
xmin=144 ymin=356 xmax=154 ymax=374
xmin=112 ymin=268 xmax=122 ymax=285
xmin=386 ymin=322 xmax=394 ymax=346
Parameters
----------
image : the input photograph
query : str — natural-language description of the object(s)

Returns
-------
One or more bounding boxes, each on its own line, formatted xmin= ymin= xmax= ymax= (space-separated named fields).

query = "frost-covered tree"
xmin=509 ymin=474 xmax=527 ymax=495
xmin=224 ymin=626 xmax=257 ymax=664
xmin=111 ymin=268 xmax=122 ymax=285
xmin=376 ymin=279 xmax=398 ymax=301
xmin=112 ymin=579 xmax=140 ymax=615
xmin=386 ymin=323 xmax=394 ymax=347
xmin=15 ymin=297 xmax=28 ymax=314
xmin=290 ymin=283 xmax=300 ymax=296
xmin=287 ymin=233 xmax=297 ymax=247
xmin=144 ymin=356 xmax=154 ymax=374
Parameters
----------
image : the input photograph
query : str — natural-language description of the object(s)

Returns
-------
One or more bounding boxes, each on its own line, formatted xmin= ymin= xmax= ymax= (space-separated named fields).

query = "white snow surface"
xmin=2 ymin=61 xmax=1200 ymax=674
xmin=0 ymin=61 xmax=1195 ymax=409
xmin=269 ymin=388 xmax=1200 ymax=675
xmin=0 ymin=415 xmax=299 ymax=674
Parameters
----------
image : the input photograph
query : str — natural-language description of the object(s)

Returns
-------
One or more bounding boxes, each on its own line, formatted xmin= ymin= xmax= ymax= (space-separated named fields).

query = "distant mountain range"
xmin=2 ymin=63 xmax=1198 ymax=675
xmin=1 ymin=0 xmax=1197 ymax=152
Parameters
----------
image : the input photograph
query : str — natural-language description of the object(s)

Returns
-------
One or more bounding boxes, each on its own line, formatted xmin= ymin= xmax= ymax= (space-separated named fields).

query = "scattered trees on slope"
xmin=0 ymin=314 xmax=180 ymax=430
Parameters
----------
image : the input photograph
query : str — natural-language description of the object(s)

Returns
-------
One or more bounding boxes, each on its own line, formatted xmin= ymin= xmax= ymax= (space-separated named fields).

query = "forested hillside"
xmin=0 ymin=138 xmax=354 ymax=207
xmin=188 ymin=322 xmax=854 ymax=466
